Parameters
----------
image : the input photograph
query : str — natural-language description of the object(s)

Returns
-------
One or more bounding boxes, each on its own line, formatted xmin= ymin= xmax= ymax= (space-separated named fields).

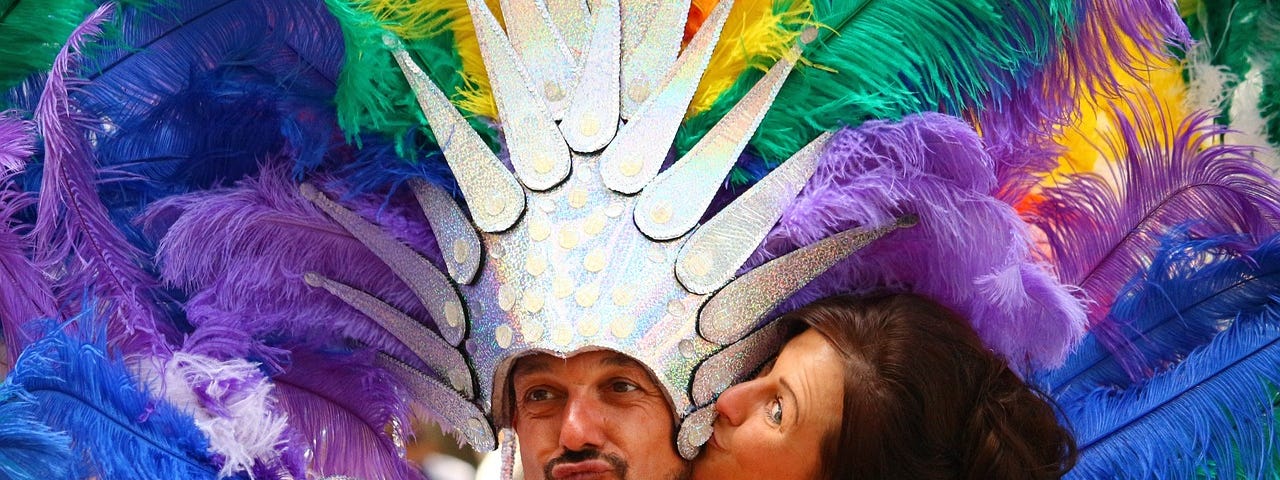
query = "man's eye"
xmin=525 ymin=388 xmax=556 ymax=402
xmin=610 ymin=381 xmax=639 ymax=393
xmin=766 ymin=397 xmax=783 ymax=426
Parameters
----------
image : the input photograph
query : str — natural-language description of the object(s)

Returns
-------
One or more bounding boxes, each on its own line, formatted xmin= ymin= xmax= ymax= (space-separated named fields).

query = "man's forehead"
xmin=512 ymin=350 xmax=647 ymax=376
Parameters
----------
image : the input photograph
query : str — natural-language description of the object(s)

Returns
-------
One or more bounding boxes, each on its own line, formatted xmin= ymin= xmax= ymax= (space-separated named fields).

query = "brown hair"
xmin=778 ymin=293 xmax=1077 ymax=480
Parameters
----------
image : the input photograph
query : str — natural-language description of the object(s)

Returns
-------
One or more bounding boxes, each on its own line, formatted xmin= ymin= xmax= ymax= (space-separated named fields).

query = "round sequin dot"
xmin=525 ymin=254 xmax=548 ymax=276
xmin=452 ymin=238 xmax=471 ymax=265
xmin=523 ymin=292 xmax=545 ymax=313
xmin=583 ymin=249 xmax=607 ymax=273
xmin=484 ymin=195 xmax=507 ymax=217
xmin=552 ymin=324 xmax=574 ymax=347
xmin=679 ymin=339 xmax=697 ymax=359
xmin=627 ymin=82 xmax=650 ymax=104
xmin=498 ymin=285 xmax=518 ymax=312
xmin=579 ymin=113 xmax=600 ymax=138
xmin=667 ymin=299 xmax=688 ymax=317
xmin=529 ymin=217 xmax=552 ymax=242
xmin=490 ymin=241 xmax=506 ymax=259
xmin=465 ymin=339 xmax=478 ymax=355
xmin=532 ymin=153 xmax=555 ymax=174
xmin=610 ymin=317 xmax=636 ymax=338
xmin=648 ymin=247 xmax=667 ymax=264
xmin=448 ymin=370 xmax=471 ymax=393
xmin=522 ymin=322 xmax=546 ymax=343
xmin=649 ymin=201 xmax=673 ymax=224
xmin=444 ymin=301 xmax=465 ymax=328
xmin=575 ymin=283 xmax=600 ymax=307
xmin=552 ymin=274 xmax=575 ymax=299
xmin=583 ymin=211 xmax=607 ymax=236
xmin=558 ymin=229 xmax=581 ymax=250
xmin=539 ymin=198 xmax=557 ymax=213
xmin=611 ymin=288 xmax=635 ymax=307
xmin=544 ymin=81 xmax=565 ymax=102
xmin=800 ymin=26 xmax=819 ymax=44
xmin=568 ymin=187 xmax=589 ymax=209
xmin=577 ymin=317 xmax=600 ymax=338
xmin=495 ymin=325 xmax=514 ymax=349
xmin=605 ymin=202 xmax=625 ymax=218
xmin=619 ymin=157 xmax=643 ymax=177
xmin=683 ymin=253 xmax=712 ymax=278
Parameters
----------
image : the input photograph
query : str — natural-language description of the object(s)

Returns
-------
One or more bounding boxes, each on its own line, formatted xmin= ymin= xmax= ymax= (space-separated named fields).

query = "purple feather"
xmin=754 ymin=113 xmax=1086 ymax=370
xmin=979 ymin=0 xmax=1190 ymax=201
xmin=0 ymin=185 xmax=56 ymax=364
xmin=0 ymin=111 xmax=35 ymax=173
xmin=143 ymin=166 xmax=444 ymax=366
xmin=30 ymin=2 xmax=171 ymax=355
xmin=272 ymin=346 xmax=425 ymax=480
xmin=1032 ymin=106 xmax=1280 ymax=329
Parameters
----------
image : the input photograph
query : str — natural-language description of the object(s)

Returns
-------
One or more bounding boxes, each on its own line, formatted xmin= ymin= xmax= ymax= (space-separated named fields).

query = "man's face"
xmin=510 ymin=350 xmax=690 ymax=480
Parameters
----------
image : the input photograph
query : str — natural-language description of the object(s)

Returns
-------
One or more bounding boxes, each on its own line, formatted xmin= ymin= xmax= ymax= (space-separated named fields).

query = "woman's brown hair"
xmin=778 ymin=293 xmax=1077 ymax=479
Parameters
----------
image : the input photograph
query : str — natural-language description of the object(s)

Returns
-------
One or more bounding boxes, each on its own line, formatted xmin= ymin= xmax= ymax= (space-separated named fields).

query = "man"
xmin=508 ymin=350 xmax=692 ymax=480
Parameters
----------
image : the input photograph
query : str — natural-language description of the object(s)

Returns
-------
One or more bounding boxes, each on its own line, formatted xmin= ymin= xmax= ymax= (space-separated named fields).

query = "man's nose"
xmin=559 ymin=393 xmax=609 ymax=451
xmin=714 ymin=379 xmax=764 ymax=427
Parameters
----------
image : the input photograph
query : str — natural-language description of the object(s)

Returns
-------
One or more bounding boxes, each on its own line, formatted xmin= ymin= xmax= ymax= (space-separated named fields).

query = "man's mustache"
xmin=544 ymin=449 xmax=629 ymax=479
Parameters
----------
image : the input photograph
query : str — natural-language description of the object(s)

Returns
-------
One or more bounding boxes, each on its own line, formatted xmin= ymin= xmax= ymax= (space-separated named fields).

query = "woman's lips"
xmin=551 ymin=459 xmax=614 ymax=480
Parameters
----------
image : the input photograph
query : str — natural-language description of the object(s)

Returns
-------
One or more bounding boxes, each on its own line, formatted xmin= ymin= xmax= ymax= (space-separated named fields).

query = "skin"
xmin=691 ymin=329 xmax=844 ymax=480
xmin=510 ymin=350 xmax=691 ymax=480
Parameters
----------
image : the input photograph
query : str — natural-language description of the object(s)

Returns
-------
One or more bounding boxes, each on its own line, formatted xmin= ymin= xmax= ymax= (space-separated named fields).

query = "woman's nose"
xmin=714 ymin=379 xmax=764 ymax=427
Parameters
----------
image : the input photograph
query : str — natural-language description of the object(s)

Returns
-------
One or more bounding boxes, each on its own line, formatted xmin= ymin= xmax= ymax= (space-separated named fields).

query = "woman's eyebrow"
xmin=780 ymin=377 xmax=803 ymax=430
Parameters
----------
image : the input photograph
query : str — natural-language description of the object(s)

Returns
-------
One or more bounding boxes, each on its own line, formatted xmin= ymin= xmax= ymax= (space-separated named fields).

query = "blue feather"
xmin=1039 ymin=230 xmax=1280 ymax=404
xmin=0 ymin=383 xmax=72 ymax=480
xmin=1061 ymin=311 xmax=1280 ymax=479
xmin=3 ymin=318 xmax=218 ymax=479
xmin=73 ymin=0 xmax=344 ymax=211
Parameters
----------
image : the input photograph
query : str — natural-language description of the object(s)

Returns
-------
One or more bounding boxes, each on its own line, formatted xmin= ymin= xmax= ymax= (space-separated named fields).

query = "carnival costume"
xmin=1 ymin=0 xmax=1280 ymax=479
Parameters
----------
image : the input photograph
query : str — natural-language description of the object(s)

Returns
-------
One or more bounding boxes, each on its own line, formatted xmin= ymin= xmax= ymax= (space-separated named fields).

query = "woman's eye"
xmin=611 ymin=381 xmax=639 ymax=393
xmin=767 ymin=397 xmax=784 ymax=426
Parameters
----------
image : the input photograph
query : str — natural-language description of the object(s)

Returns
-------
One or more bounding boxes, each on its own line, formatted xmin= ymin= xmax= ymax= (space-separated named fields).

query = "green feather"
xmin=0 ymin=0 xmax=102 ymax=91
xmin=1183 ymin=0 xmax=1280 ymax=146
xmin=676 ymin=0 xmax=1073 ymax=176
xmin=324 ymin=0 xmax=497 ymax=157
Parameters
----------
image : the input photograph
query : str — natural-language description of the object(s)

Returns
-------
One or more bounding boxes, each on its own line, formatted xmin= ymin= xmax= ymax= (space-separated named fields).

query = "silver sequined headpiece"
xmin=301 ymin=0 xmax=909 ymax=458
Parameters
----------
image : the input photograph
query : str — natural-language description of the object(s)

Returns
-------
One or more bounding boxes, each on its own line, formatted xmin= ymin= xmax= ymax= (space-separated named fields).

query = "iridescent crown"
xmin=299 ymin=0 xmax=909 ymax=458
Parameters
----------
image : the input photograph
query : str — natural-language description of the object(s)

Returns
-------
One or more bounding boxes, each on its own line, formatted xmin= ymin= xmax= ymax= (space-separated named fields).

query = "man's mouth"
xmin=550 ymin=459 xmax=614 ymax=480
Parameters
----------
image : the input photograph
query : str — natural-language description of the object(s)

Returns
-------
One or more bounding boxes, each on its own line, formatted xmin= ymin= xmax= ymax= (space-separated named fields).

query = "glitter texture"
xmin=620 ymin=0 xmax=690 ymax=119
xmin=633 ymin=48 xmax=798 ymax=241
xmin=388 ymin=39 xmax=526 ymax=233
xmin=599 ymin=0 xmax=730 ymax=195
xmin=301 ymin=184 xmax=467 ymax=346
xmin=676 ymin=406 xmax=717 ymax=459
xmin=411 ymin=179 xmax=482 ymax=284
xmin=561 ymin=0 xmax=621 ymax=153
xmin=676 ymin=132 xmax=830 ymax=294
xmin=467 ymin=0 xmax=572 ymax=192
xmin=498 ymin=0 xmax=577 ymax=118
xmin=379 ymin=354 xmax=496 ymax=451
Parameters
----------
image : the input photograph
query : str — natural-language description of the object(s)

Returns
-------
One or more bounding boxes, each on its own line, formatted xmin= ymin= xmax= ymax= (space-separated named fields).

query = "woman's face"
xmin=692 ymin=329 xmax=845 ymax=480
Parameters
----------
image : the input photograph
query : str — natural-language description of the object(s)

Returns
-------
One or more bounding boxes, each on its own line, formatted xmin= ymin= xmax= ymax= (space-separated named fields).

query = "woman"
xmin=693 ymin=293 xmax=1077 ymax=479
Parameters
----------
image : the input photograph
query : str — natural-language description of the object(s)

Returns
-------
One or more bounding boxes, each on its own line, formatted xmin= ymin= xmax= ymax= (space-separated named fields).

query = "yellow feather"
xmin=353 ymin=0 xmax=499 ymax=118
xmin=685 ymin=0 xmax=813 ymax=119
xmin=1047 ymin=33 xmax=1188 ymax=185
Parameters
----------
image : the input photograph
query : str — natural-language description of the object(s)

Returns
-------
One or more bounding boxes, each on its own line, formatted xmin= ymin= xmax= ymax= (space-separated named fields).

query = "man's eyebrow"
xmin=512 ymin=356 xmax=555 ymax=376
xmin=600 ymin=353 xmax=645 ymax=369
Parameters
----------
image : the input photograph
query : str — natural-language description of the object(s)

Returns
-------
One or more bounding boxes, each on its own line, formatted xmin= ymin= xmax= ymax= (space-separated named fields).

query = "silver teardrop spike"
xmin=499 ymin=0 xmax=578 ymax=119
xmin=305 ymin=272 xmax=475 ymax=398
xmin=676 ymin=132 xmax=831 ymax=294
xmin=698 ymin=216 xmax=916 ymax=345
xmin=634 ymin=45 xmax=801 ymax=241
xmin=690 ymin=318 xmax=788 ymax=405
xmin=409 ymin=179 xmax=482 ymax=285
xmin=300 ymin=183 xmax=468 ymax=346
xmin=620 ymin=0 xmax=691 ymax=119
xmin=386 ymin=35 xmax=527 ymax=232
xmin=676 ymin=404 xmax=717 ymax=460
xmin=546 ymin=0 xmax=590 ymax=55
xmin=378 ymin=354 xmax=497 ymax=451
xmin=465 ymin=0 xmax=572 ymax=192
xmin=599 ymin=0 xmax=732 ymax=195
xmin=561 ymin=0 xmax=621 ymax=153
